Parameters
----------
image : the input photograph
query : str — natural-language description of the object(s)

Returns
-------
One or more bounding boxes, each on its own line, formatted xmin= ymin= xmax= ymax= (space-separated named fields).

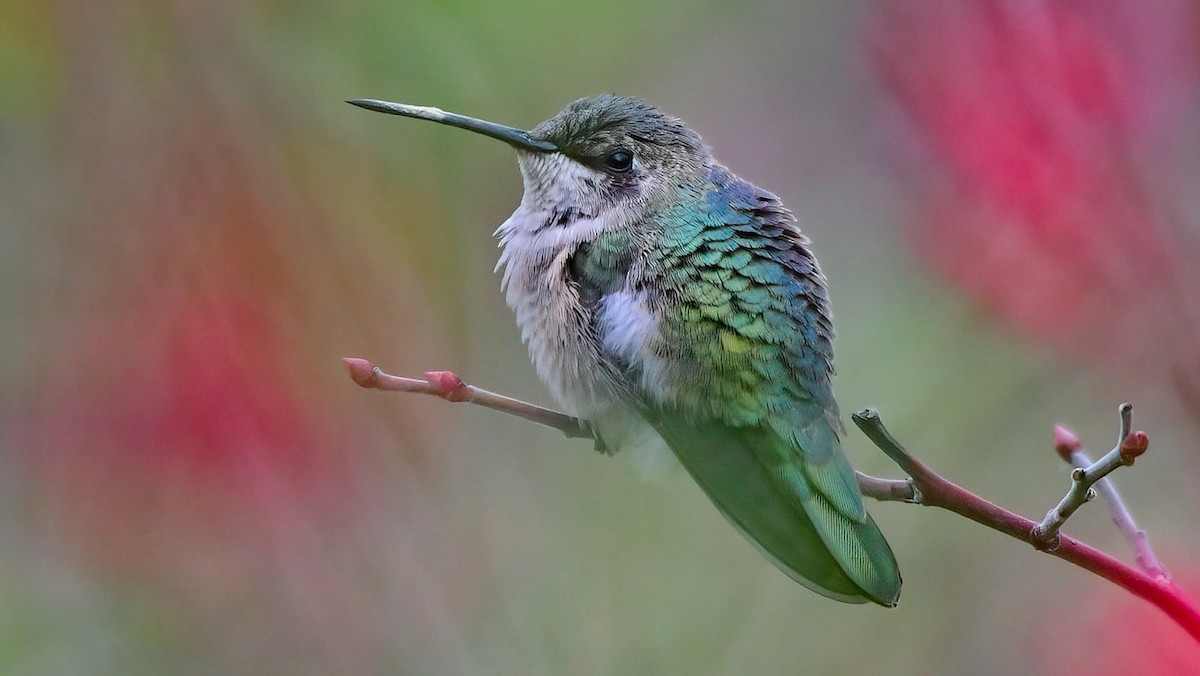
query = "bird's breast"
xmin=496 ymin=211 xmax=624 ymax=418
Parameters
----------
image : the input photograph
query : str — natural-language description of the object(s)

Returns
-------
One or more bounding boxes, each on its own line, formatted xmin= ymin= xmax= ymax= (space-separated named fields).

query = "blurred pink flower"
xmin=11 ymin=3 xmax=483 ymax=663
xmin=27 ymin=148 xmax=353 ymax=578
xmin=869 ymin=0 xmax=1200 ymax=380
xmin=1036 ymin=568 xmax=1200 ymax=674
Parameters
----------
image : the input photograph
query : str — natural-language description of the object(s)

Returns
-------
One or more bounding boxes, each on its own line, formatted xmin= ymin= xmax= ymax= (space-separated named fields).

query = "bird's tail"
xmin=651 ymin=414 xmax=901 ymax=606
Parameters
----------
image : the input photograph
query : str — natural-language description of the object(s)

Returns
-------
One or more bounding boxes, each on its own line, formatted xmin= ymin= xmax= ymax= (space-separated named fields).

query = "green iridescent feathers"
xmin=650 ymin=415 xmax=900 ymax=605
xmin=640 ymin=167 xmax=901 ymax=605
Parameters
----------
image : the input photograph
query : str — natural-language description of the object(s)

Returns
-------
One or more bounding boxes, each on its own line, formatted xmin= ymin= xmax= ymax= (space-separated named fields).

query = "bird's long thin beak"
xmin=346 ymin=99 xmax=557 ymax=153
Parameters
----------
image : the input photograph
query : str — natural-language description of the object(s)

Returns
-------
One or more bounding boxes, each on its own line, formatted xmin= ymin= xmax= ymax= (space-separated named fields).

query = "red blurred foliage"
xmin=11 ymin=4 xmax=477 ymax=665
xmin=874 ymin=9 xmax=1200 ymax=662
xmin=18 ymin=95 xmax=392 ymax=664
xmin=148 ymin=289 xmax=317 ymax=474
xmin=26 ymin=126 xmax=353 ymax=578
xmin=1036 ymin=569 xmax=1200 ymax=674
xmin=872 ymin=5 xmax=1200 ymax=667
xmin=869 ymin=0 xmax=1200 ymax=404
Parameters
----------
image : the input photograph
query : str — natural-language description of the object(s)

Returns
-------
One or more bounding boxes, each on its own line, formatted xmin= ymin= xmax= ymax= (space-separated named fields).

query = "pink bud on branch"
xmin=1121 ymin=431 xmax=1150 ymax=463
xmin=1055 ymin=425 xmax=1083 ymax=462
xmin=423 ymin=371 xmax=472 ymax=402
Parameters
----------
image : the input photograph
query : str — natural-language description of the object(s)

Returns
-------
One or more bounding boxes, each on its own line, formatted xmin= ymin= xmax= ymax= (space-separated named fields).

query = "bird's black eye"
xmin=603 ymin=149 xmax=633 ymax=173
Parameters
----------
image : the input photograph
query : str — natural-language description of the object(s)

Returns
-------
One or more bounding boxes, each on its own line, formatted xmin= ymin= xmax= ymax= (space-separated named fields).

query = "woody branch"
xmin=343 ymin=357 xmax=1200 ymax=642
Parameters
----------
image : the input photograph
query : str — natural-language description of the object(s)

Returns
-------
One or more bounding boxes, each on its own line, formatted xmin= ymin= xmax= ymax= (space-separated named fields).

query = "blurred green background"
xmin=4 ymin=0 xmax=1200 ymax=673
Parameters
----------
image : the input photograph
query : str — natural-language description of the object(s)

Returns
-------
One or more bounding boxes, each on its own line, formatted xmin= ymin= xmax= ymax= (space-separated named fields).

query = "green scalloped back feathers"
xmin=644 ymin=166 xmax=901 ymax=606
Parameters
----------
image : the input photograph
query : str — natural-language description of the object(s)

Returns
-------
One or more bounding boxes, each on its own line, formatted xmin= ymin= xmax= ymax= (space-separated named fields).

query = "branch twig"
xmin=1053 ymin=423 xmax=1168 ymax=579
xmin=851 ymin=408 xmax=1200 ymax=643
xmin=343 ymin=358 xmax=590 ymax=439
xmin=1030 ymin=403 xmax=1149 ymax=550
xmin=345 ymin=357 xmax=1200 ymax=642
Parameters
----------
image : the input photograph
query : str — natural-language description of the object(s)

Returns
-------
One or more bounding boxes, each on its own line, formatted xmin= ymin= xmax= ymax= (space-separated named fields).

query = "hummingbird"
xmin=348 ymin=95 xmax=901 ymax=606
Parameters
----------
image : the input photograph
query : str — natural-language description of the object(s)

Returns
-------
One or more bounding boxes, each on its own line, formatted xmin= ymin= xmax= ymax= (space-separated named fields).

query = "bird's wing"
xmin=648 ymin=412 xmax=899 ymax=604
xmin=590 ymin=166 xmax=900 ymax=605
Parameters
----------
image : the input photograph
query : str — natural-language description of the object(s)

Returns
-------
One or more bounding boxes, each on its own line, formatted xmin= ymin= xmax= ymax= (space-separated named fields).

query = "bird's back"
xmin=588 ymin=165 xmax=902 ymax=604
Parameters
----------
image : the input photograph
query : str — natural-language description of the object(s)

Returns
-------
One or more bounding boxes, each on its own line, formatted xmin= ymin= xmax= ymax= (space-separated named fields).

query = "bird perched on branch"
xmin=349 ymin=94 xmax=901 ymax=606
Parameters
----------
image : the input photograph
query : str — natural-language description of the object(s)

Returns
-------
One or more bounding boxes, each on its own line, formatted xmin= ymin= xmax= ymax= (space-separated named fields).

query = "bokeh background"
xmin=4 ymin=0 xmax=1200 ymax=673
